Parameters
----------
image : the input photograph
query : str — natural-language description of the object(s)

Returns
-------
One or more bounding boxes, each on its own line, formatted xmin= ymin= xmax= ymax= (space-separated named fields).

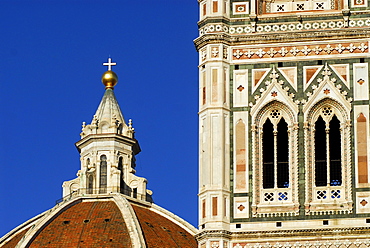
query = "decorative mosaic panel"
xmin=234 ymin=197 xmax=248 ymax=218
xmin=353 ymin=63 xmax=369 ymax=101
xmin=233 ymin=2 xmax=249 ymax=15
xmin=356 ymin=192 xmax=370 ymax=214
xmin=304 ymin=65 xmax=322 ymax=90
xmin=211 ymin=241 xmax=220 ymax=248
xmin=199 ymin=18 xmax=370 ymax=36
xmin=252 ymin=68 xmax=270 ymax=92
xmin=330 ymin=64 xmax=349 ymax=87
xmin=232 ymin=240 xmax=370 ymax=247
xmin=234 ymin=70 xmax=248 ymax=107
xmin=211 ymin=46 xmax=220 ymax=58
xmin=278 ymin=67 xmax=297 ymax=90
xmin=232 ymin=42 xmax=368 ymax=60
xmin=352 ymin=0 xmax=367 ymax=7
xmin=270 ymin=0 xmax=331 ymax=12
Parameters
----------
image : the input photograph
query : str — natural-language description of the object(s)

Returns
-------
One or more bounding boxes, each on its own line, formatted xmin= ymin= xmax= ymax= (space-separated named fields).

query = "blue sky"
xmin=0 ymin=1 xmax=199 ymax=236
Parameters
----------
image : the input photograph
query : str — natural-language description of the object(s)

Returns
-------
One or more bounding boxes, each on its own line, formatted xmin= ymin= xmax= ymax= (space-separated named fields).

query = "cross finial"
xmin=103 ymin=57 xmax=117 ymax=71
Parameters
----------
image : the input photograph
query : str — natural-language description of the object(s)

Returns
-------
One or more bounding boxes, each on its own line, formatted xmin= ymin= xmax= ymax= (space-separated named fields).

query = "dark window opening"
xmin=87 ymin=175 xmax=94 ymax=194
xmin=323 ymin=220 xmax=329 ymax=225
xmin=235 ymin=65 xmax=239 ymax=70
xmin=263 ymin=118 xmax=274 ymax=188
xmin=315 ymin=116 xmax=327 ymax=186
xmin=318 ymin=60 xmax=323 ymax=65
xmin=276 ymin=222 xmax=282 ymax=227
xmin=329 ymin=115 xmax=341 ymax=186
xmin=236 ymin=223 xmax=241 ymax=228
xmin=360 ymin=58 xmax=365 ymax=63
xmin=118 ymin=157 xmax=125 ymax=192
xmin=366 ymin=219 xmax=370 ymax=223
xmin=133 ymin=188 xmax=137 ymax=198
xmin=100 ymin=155 xmax=107 ymax=194
xmin=278 ymin=62 xmax=283 ymax=67
xmin=277 ymin=118 xmax=289 ymax=188
xmin=315 ymin=114 xmax=342 ymax=187
xmin=263 ymin=117 xmax=289 ymax=189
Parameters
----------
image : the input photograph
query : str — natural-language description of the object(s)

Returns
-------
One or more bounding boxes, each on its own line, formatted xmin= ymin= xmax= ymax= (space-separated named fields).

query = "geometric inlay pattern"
xmin=317 ymin=190 xmax=327 ymax=199
xmin=199 ymin=19 xmax=370 ymax=36
xmin=232 ymin=240 xmax=370 ymax=247
xmin=331 ymin=190 xmax=341 ymax=198
xmin=278 ymin=192 xmax=288 ymax=201
xmin=232 ymin=43 xmax=368 ymax=60
xmin=264 ymin=192 xmax=274 ymax=201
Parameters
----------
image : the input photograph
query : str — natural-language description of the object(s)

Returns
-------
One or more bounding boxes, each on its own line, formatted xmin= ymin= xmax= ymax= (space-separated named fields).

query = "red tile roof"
xmin=1 ymin=228 xmax=30 ymax=248
xmin=132 ymin=204 xmax=197 ymax=248
xmin=2 ymin=198 xmax=197 ymax=248
xmin=28 ymin=201 xmax=132 ymax=247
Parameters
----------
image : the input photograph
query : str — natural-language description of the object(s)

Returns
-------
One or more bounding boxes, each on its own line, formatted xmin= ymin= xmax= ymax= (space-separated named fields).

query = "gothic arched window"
xmin=251 ymin=101 xmax=299 ymax=217
xmin=99 ymin=155 xmax=107 ymax=194
xmin=305 ymin=100 xmax=352 ymax=215
xmin=262 ymin=117 xmax=289 ymax=189
xmin=314 ymin=114 xmax=342 ymax=187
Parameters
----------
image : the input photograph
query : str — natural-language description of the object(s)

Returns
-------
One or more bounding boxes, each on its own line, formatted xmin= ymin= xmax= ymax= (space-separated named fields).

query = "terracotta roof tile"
xmin=1 ymin=228 xmax=30 ymax=248
xmin=28 ymin=201 xmax=132 ymax=247
xmin=132 ymin=204 xmax=197 ymax=248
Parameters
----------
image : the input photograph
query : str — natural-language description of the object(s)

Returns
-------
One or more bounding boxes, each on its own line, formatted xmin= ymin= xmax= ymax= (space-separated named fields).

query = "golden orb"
xmin=101 ymin=71 xmax=118 ymax=89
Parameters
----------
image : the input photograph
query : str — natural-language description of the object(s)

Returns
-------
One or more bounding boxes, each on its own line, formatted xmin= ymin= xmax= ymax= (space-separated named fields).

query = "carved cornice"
xmin=195 ymin=229 xmax=232 ymax=241
xmin=196 ymin=226 xmax=370 ymax=241
xmin=75 ymin=133 xmax=140 ymax=154
xmin=194 ymin=28 xmax=370 ymax=51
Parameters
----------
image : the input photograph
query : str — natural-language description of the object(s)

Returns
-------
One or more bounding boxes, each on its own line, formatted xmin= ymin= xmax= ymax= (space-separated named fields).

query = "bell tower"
xmin=62 ymin=58 xmax=150 ymax=202
xmin=195 ymin=0 xmax=370 ymax=247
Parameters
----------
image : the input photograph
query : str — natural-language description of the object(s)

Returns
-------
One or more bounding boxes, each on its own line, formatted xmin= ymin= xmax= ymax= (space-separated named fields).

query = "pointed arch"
xmin=251 ymin=100 xmax=299 ymax=217
xmin=304 ymin=98 xmax=352 ymax=215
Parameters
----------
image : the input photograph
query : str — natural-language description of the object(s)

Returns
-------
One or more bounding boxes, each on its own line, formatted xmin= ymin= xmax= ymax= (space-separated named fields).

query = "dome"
xmin=0 ymin=194 xmax=198 ymax=248
xmin=0 ymin=59 xmax=199 ymax=248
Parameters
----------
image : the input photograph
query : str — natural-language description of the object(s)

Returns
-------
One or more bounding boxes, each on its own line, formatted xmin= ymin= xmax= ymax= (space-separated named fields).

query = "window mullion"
xmin=274 ymin=126 xmax=278 ymax=189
